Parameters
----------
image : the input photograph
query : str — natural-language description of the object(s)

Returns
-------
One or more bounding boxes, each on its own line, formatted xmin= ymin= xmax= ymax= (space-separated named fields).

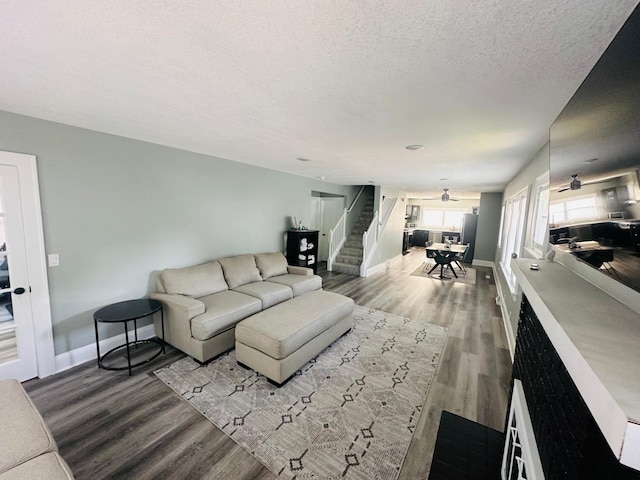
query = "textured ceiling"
xmin=1 ymin=1 xmax=638 ymax=197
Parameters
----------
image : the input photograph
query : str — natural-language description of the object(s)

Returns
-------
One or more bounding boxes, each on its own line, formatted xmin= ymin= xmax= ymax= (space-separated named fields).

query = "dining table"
xmin=555 ymin=240 xmax=616 ymax=268
xmin=426 ymin=242 xmax=468 ymax=279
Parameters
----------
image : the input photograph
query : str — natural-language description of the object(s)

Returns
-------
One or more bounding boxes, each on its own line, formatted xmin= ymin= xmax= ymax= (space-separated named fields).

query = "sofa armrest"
xmin=150 ymin=293 xmax=206 ymax=357
xmin=287 ymin=265 xmax=313 ymax=276
xmin=150 ymin=292 xmax=205 ymax=319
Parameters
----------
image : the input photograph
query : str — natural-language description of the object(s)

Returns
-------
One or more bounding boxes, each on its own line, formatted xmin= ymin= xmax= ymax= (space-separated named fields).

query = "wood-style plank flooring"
xmin=24 ymin=248 xmax=512 ymax=479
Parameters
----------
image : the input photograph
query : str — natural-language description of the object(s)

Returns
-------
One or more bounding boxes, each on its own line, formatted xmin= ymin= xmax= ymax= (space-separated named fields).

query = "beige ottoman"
xmin=235 ymin=290 xmax=354 ymax=385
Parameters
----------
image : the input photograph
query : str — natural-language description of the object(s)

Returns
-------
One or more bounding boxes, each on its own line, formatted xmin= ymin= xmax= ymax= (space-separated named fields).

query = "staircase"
xmin=332 ymin=198 xmax=375 ymax=275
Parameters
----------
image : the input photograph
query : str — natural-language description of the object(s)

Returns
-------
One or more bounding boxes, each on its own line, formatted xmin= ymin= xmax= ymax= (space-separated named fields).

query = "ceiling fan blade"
xmin=582 ymin=179 xmax=611 ymax=187
xmin=557 ymin=186 xmax=570 ymax=192
xmin=449 ymin=198 xmax=459 ymax=201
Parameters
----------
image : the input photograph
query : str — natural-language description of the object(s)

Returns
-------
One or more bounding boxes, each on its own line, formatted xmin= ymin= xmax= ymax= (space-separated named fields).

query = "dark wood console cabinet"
xmin=286 ymin=229 xmax=319 ymax=273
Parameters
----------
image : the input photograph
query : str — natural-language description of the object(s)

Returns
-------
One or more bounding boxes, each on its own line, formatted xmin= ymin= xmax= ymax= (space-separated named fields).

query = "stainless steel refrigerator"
xmin=460 ymin=213 xmax=478 ymax=263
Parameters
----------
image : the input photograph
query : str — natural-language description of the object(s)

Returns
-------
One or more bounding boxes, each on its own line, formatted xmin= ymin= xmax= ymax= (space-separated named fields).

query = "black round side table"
xmin=94 ymin=298 xmax=164 ymax=376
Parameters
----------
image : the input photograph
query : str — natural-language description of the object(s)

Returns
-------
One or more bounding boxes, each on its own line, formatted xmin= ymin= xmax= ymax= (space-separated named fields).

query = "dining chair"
xmin=453 ymin=244 xmax=469 ymax=275
xmin=428 ymin=250 xmax=458 ymax=279
xmin=423 ymin=244 xmax=436 ymax=271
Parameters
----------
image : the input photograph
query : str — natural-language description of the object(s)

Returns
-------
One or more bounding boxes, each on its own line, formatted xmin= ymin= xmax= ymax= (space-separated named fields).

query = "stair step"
xmin=336 ymin=255 xmax=362 ymax=265
xmin=354 ymin=222 xmax=372 ymax=229
xmin=332 ymin=262 xmax=361 ymax=276
xmin=344 ymin=240 xmax=362 ymax=249
xmin=340 ymin=247 xmax=363 ymax=257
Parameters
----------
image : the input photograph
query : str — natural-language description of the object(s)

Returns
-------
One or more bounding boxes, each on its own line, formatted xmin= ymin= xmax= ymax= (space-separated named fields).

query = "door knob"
xmin=13 ymin=287 xmax=26 ymax=295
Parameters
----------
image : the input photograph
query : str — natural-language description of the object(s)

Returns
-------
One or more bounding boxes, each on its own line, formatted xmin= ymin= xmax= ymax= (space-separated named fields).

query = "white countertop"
xmin=513 ymin=259 xmax=640 ymax=470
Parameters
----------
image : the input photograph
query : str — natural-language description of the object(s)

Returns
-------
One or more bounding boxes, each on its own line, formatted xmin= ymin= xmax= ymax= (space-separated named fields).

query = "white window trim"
xmin=500 ymin=186 xmax=529 ymax=296
xmin=525 ymin=172 xmax=549 ymax=258
xmin=549 ymin=193 xmax=599 ymax=225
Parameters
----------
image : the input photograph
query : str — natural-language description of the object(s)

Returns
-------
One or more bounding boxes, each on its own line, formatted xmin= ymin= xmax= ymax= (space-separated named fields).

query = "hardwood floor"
xmin=23 ymin=248 xmax=512 ymax=479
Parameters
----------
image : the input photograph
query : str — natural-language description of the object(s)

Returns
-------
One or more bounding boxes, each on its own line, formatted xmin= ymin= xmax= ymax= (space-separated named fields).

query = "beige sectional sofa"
xmin=151 ymin=252 xmax=322 ymax=362
xmin=0 ymin=379 xmax=74 ymax=480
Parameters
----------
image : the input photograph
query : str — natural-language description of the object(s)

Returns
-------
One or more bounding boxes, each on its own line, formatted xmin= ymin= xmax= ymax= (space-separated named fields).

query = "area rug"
xmin=410 ymin=263 xmax=476 ymax=285
xmin=155 ymin=305 xmax=447 ymax=480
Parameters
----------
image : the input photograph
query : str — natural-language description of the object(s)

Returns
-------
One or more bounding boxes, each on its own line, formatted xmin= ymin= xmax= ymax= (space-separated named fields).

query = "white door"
xmin=0 ymin=152 xmax=54 ymax=382
xmin=0 ymin=165 xmax=37 ymax=380
xmin=318 ymin=197 xmax=345 ymax=261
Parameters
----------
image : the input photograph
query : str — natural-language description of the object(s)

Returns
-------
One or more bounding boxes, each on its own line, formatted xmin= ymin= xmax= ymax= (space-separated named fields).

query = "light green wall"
xmin=0 ymin=110 xmax=359 ymax=354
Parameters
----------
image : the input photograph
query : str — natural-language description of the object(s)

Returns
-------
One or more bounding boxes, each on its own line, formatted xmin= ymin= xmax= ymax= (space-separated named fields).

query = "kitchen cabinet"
xmin=411 ymin=229 xmax=429 ymax=247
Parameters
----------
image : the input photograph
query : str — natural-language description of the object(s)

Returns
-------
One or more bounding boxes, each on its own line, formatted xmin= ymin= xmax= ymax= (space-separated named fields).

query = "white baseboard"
xmin=472 ymin=259 xmax=495 ymax=268
xmin=363 ymin=253 xmax=403 ymax=277
xmin=364 ymin=261 xmax=387 ymax=277
xmin=54 ymin=324 xmax=156 ymax=373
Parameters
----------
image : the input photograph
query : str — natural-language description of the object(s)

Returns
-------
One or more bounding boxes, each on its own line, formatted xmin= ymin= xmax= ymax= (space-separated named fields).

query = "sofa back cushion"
xmin=162 ymin=261 xmax=228 ymax=298
xmin=218 ymin=254 xmax=262 ymax=289
xmin=255 ymin=252 xmax=289 ymax=280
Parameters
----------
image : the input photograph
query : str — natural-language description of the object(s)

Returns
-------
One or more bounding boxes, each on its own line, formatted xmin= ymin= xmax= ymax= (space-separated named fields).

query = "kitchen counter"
xmin=513 ymin=258 xmax=640 ymax=470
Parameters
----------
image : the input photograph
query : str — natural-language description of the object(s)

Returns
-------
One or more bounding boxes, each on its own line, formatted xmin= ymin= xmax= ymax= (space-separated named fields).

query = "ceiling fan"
xmin=425 ymin=188 xmax=459 ymax=202
xmin=557 ymin=174 xmax=610 ymax=193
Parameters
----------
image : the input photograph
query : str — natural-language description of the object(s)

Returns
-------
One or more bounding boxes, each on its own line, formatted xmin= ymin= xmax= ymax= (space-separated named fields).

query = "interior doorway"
xmin=0 ymin=151 xmax=54 ymax=382
xmin=311 ymin=196 xmax=345 ymax=262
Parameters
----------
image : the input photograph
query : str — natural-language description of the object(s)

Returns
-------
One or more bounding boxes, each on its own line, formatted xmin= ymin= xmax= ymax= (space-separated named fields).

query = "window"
xmin=500 ymin=187 xmax=529 ymax=294
xmin=549 ymin=194 xmax=598 ymax=225
xmin=527 ymin=173 xmax=549 ymax=256
xmin=421 ymin=208 xmax=466 ymax=229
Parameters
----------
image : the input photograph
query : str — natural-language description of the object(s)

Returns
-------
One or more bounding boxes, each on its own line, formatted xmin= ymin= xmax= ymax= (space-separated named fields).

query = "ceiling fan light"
xmin=570 ymin=177 xmax=581 ymax=190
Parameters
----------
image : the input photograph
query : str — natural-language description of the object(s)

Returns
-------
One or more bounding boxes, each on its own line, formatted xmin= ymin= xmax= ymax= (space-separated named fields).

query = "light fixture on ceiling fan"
xmin=442 ymin=188 xmax=458 ymax=202
xmin=425 ymin=188 xmax=459 ymax=202
xmin=557 ymin=174 xmax=610 ymax=193
xmin=558 ymin=174 xmax=581 ymax=192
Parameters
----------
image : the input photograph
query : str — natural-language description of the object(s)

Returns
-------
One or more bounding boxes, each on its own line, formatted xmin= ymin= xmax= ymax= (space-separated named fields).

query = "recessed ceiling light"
xmin=317 ymin=176 xmax=326 ymax=180
xmin=405 ymin=145 xmax=425 ymax=151
xmin=440 ymin=178 xmax=449 ymax=181
xmin=296 ymin=157 xmax=311 ymax=162
xmin=368 ymin=180 xmax=375 ymax=184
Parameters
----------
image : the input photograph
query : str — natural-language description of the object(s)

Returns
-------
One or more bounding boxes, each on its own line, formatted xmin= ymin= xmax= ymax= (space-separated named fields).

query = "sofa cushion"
xmin=190 ymin=290 xmax=262 ymax=341
xmin=162 ymin=261 xmax=228 ymax=298
xmin=254 ymin=252 xmax=289 ymax=280
xmin=232 ymin=281 xmax=293 ymax=309
xmin=265 ymin=274 xmax=322 ymax=297
xmin=0 ymin=379 xmax=57 ymax=475
xmin=235 ymin=290 xmax=354 ymax=359
xmin=218 ymin=254 xmax=262 ymax=289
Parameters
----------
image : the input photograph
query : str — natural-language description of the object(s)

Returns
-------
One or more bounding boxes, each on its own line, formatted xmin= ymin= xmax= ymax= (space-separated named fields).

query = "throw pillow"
xmin=218 ymin=254 xmax=262 ymax=289
xmin=162 ymin=261 xmax=228 ymax=298
xmin=255 ymin=252 xmax=289 ymax=280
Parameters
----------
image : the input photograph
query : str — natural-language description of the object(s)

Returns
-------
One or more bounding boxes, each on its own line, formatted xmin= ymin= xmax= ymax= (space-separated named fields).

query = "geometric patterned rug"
xmin=154 ymin=305 xmax=448 ymax=480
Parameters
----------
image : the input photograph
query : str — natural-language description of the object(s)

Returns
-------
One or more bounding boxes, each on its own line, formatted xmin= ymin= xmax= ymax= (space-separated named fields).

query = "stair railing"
xmin=327 ymin=208 xmax=347 ymax=271
xmin=379 ymin=197 xmax=397 ymax=235
xmin=347 ymin=185 xmax=367 ymax=213
xmin=360 ymin=210 xmax=379 ymax=276
xmin=360 ymin=197 xmax=397 ymax=276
